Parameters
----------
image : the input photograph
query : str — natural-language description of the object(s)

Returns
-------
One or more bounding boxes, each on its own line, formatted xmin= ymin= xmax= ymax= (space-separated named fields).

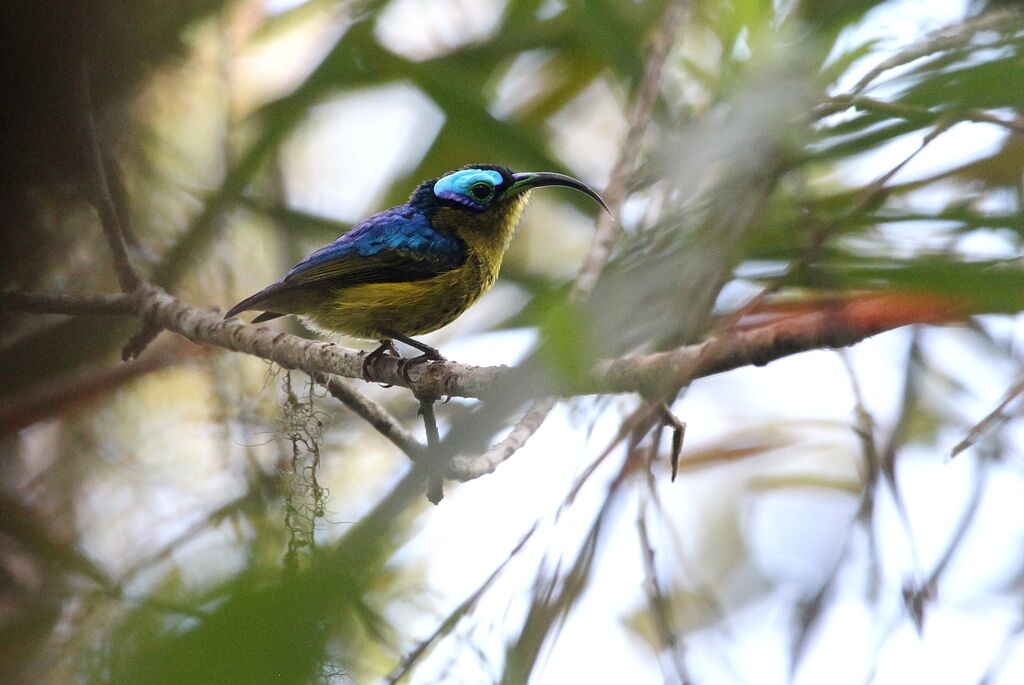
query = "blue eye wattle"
xmin=433 ymin=169 xmax=503 ymax=208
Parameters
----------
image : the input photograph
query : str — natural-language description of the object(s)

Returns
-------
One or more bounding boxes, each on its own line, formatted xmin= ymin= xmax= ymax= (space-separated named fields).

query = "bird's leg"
xmin=362 ymin=339 xmax=401 ymax=383
xmin=381 ymin=329 xmax=446 ymax=384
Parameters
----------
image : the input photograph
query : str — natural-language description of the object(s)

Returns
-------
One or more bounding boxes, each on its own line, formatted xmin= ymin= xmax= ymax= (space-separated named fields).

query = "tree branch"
xmin=9 ymin=284 xmax=961 ymax=405
xmin=78 ymin=58 xmax=143 ymax=294
xmin=0 ymin=291 xmax=134 ymax=316
xmin=951 ymin=374 xmax=1024 ymax=458
xmin=419 ymin=400 xmax=444 ymax=504
xmin=131 ymin=285 xmax=505 ymax=398
xmin=598 ymin=293 xmax=957 ymax=396
xmin=320 ymin=375 xmax=427 ymax=461
xmin=446 ymin=397 xmax=557 ymax=481
xmin=572 ymin=0 xmax=690 ymax=298
xmin=3 ymin=283 xmax=968 ymax=491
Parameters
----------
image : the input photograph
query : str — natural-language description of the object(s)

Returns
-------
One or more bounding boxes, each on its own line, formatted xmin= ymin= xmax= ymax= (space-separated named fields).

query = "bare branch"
xmin=0 ymin=291 xmax=134 ymax=316
xmin=134 ymin=284 xmax=504 ymax=398
xmin=572 ymin=0 xmax=690 ymax=298
xmin=446 ymin=397 xmax=557 ymax=482
xmin=951 ymin=375 xmax=1024 ymax=458
xmin=601 ymin=293 xmax=958 ymax=397
xmin=637 ymin=499 xmax=690 ymax=683
xmin=320 ymin=375 xmax=563 ymax=487
xmin=419 ymin=400 xmax=444 ymax=504
xmin=122 ymin=321 xmax=163 ymax=361
xmin=904 ymin=457 xmax=990 ymax=630
xmin=10 ymin=284 xmax=962 ymax=408
xmin=382 ymin=523 xmax=540 ymax=685
xmin=320 ymin=375 xmax=426 ymax=461
xmin=78 ymin=58 xmax=143 ymax=293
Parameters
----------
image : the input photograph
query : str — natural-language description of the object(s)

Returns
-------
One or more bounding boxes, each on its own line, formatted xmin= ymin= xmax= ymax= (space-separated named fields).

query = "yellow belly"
xmin=302 ymin=261 xmax=494 ymax=339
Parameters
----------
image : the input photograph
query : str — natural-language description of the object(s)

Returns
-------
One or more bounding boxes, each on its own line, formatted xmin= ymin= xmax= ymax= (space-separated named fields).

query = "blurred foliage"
xmin=3 ymin=0 xmax=1024 ymax=683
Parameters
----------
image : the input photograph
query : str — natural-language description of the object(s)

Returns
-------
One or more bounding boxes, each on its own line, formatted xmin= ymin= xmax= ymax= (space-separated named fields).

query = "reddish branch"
xmin=599 ymin=292 xmax=958 ymax=394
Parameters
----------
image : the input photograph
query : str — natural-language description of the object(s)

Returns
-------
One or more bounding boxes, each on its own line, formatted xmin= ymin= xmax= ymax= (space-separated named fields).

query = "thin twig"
xmin=446 ymin=398 xmax=556 ymax=481
xmin=419 ymin=400 xmax=444 ymax=504
xmin=877 ymin=332 xmax=924 ymax=575
xmin=320 ymin=375 xmax=427 ymax=461
xmin=785 ymin=351 xmax=887 ymax=678
xmin=381 ymin=522 xmax=540 ymax=685
xmin=903 ymin=456 xmax=990 ymax=631
xmin=122 ymin=321 xmax=163 ymax=360
xmin=817 ymin=94 xmax=1024 ymax=134
xmin=837 ymin=351 xmax=883 ymax=581
xmin=636 ymin=498 xmax=690 ymax=683
xmin=78 ymin=57 xmax=143 ymax=294
xmin=951 ymin=375 xmax=1024 ymax=458
xmin=322 ymin=377 xmax=560 ymax=483
xmin=572 ymin=0 xmax=690 ymax=298
xmin=80 ymin=53 xmax=163 ymax=358
xmin=0 ymin=291 xmax=134 ymax=316
xmin=839 ymin=350 xmax=880 ymax=490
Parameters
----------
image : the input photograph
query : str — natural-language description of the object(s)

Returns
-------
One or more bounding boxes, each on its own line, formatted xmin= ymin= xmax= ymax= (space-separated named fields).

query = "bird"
xmin=225 ymin=164 xmax=608 ymax=378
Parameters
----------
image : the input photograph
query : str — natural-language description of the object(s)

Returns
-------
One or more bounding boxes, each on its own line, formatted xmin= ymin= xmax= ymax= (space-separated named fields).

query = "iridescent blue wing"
xmin=224 ymin=207 xmax=465 ymax=320
xmin=283 ymin=207 xmax=465 ymax=286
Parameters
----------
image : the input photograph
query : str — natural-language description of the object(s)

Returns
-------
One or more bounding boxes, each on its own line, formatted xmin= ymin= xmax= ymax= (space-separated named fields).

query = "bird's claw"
xmin=362 ymin=339 xmax=401 ymax=383
xmin=399 ymin=351 xmax=446 ymax=384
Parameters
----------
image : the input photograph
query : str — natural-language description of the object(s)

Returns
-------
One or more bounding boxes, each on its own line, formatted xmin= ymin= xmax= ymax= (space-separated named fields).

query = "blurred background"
xmin=2 ymin=0 xmax=1024 ymax=682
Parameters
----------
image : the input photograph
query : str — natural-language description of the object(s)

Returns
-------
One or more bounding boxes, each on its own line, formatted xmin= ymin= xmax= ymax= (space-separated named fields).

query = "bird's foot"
xmin=377 ymin=330 xmax=446 ymax=385
xmin=399 ymin=348 xmax=446 ymax=384
xmin=362 ymin=339 xmax=401 ymax=384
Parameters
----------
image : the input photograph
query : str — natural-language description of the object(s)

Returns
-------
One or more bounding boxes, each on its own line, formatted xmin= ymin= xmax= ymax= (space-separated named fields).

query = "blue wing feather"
xmin=223 ymin=206 xmax=465 ymax=320
xmin=283 ymin=207 xmax=465 ymax=286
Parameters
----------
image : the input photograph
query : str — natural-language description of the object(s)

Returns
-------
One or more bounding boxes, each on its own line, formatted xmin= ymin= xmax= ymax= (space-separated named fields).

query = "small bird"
xmin=225 ymin=164 xmax=608 ymax=377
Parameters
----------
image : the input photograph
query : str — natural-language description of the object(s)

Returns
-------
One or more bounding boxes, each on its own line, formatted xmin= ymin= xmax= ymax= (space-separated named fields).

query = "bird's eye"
xmin=469 ymin=182 xmax=493 ymax=201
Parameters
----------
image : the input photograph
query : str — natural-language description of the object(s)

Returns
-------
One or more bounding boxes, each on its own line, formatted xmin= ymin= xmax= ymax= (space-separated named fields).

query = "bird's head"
xmin=414 ymin=164 xmax=609 ymax=252
xmin=430 ymin=164 xmax=608 ymax=214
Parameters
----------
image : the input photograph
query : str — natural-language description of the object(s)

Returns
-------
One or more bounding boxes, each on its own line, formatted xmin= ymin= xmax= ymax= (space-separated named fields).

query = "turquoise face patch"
xmin=433 ymin=169 xmax=504 ymax=207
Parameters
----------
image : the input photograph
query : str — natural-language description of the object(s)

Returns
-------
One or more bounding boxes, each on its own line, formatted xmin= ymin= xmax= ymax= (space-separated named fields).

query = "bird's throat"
xmin=434 ymin=191 xmax=531 ymax=279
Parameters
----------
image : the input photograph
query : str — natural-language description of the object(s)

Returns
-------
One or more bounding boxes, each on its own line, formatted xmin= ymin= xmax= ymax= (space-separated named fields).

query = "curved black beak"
xmin=508 ymin=171 xmax=610 ymax=214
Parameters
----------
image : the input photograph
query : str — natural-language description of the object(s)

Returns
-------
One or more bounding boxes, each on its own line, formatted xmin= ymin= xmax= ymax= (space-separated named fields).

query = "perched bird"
xmin=225 ymin=164 xmax=608 ymax=376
